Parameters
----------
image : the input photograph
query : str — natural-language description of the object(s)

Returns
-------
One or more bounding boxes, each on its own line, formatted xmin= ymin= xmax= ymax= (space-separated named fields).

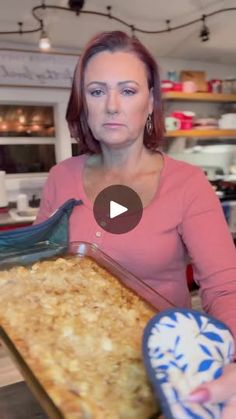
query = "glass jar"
xmin=222 ymin=78 xmax=234 ymax=94
xmin=231 ymin=79 xmax=236 ymax=94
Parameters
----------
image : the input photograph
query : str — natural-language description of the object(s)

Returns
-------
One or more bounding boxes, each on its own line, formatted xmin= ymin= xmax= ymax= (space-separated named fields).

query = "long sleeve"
xmin=34 ymin=156 xmax=85 ymax=225
xmin=178 ymin=170 xmax=236 ymax=339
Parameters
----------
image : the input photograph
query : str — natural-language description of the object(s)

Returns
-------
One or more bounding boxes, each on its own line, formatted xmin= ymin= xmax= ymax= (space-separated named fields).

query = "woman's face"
xmin=84 ymin=50 xmax=153 ymax=149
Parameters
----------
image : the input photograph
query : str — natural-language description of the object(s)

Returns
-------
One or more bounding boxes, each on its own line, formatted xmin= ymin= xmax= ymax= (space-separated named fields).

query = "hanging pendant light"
xmin=39 ymin=29 xmax=51 ymax=50
xmin=199 ymin=15 xmax=210 ymax=42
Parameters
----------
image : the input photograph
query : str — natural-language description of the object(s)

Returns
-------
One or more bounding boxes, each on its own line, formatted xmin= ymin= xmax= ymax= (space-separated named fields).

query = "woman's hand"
xmin=187 ymin=363 xmax=236 ymax=419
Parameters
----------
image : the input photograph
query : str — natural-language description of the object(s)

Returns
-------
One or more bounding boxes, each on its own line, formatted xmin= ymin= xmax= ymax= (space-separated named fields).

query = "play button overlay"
xmin=110 ymin=201 xmax=128 ymax=219
xmin=93 ymin=185 xmax=143 ymax=234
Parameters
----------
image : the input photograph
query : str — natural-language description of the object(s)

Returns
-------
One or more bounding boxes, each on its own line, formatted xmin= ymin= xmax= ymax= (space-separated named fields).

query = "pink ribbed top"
xmin=35 ymin=153 xmax=236 ymax=339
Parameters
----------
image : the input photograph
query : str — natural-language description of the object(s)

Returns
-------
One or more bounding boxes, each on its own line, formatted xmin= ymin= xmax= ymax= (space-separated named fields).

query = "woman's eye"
xmin=122 ymin=89 xmax=136 ymax=96
xmin=90 ymin=89 xmax=104 ymax=97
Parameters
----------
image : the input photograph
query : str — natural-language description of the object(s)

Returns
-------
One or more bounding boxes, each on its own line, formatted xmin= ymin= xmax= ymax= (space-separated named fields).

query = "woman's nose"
xmin=106 ymin=91 xmax=120 ymax=114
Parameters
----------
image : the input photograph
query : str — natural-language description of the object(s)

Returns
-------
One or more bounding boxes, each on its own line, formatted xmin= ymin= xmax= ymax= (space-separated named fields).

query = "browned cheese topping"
xmin=0 ymin=256 xmax=158 ymax=419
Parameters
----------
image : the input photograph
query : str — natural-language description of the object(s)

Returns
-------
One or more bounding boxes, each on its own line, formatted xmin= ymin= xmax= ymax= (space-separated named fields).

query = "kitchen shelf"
xmin=166 ymin=129 xmax=236 ymax=138
xmin=163 ymin=92 xmax=236 ymax=102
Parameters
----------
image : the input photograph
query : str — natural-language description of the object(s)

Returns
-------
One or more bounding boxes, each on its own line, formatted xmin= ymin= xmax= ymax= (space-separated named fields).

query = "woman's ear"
xmin=148 ymin=87 xmax=154 ymax=115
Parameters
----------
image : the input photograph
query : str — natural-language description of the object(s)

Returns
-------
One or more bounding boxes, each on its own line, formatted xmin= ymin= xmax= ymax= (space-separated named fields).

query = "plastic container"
xmin=16 ymin=193 xmax=28 ymax=212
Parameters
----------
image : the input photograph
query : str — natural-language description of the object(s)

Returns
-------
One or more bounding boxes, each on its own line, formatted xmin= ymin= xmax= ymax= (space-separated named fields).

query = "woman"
xmin=36 ymin=31 xmax=236 ymax=414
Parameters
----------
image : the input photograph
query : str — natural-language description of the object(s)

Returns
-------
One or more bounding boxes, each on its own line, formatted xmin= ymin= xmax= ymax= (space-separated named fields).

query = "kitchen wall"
xmin=158 ymin=56 xmax=236 ymax=80
xmin=1 ymin=52 xmax=235 ymax=203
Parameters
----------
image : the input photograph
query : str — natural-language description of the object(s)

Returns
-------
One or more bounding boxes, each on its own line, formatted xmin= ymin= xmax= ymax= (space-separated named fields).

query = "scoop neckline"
xmin=78 ymin=150 xmax=168 ymax=211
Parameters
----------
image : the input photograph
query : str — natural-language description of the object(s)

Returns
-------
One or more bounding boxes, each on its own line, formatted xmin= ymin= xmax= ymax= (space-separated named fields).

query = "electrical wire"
xmin=0 ymin=3 xmax=235 ymax=37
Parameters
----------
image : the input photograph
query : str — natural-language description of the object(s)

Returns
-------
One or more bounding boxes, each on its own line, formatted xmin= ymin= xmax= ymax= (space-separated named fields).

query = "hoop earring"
xmin=146 ymin=114 xmax=153 ymax=136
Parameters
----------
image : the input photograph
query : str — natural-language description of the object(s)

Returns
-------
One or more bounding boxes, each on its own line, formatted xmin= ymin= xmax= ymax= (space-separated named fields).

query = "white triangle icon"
xmin=110 ymin=200 xmax=128 ymax=219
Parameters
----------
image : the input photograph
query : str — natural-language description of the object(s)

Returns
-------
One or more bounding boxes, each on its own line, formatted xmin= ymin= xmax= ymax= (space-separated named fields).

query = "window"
xmin=0 ymin=144 xmax=55 ymax=174
xmin=0 ymin=105 xmax=55 ymax=137
xmin=0 ymin=104 xmax=56 ymax=174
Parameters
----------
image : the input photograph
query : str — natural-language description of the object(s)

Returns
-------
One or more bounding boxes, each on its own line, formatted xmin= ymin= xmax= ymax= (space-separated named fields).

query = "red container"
xmin=172 ymin=82 xmax=182 ymax=91
xmin=180 ymin=120 xmax=193 ymax=129
xmin=161 ymin=80 xmax=174 ymax=92
xmin=171 ymin=111 xmax=195 ymax=130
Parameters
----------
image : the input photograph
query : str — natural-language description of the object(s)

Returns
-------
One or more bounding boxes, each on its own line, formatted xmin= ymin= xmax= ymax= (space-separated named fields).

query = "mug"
xmin=171 ymin=111 xmax=195 ymax=129
xmin=165 ymin=116 xmax=181 ymax=131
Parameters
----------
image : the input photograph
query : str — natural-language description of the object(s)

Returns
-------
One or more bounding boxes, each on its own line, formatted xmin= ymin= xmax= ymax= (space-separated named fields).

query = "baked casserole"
xmin=0 ymin=254 xmax=159 ymax=418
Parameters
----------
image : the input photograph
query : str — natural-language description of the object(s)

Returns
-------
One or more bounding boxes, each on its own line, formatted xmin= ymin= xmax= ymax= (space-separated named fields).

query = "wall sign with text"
xmin=0 ymin=49 xmax=78 ymax=88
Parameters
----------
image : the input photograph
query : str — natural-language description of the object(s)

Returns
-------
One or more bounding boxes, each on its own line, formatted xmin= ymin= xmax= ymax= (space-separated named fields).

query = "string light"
xmin=0 ymin=2 xmax=236 ymax=49
xmin=68 ymin=0 xmax=85 ymax=15
xmin=38 ymin=28 xmax=51 ymax=50
xmin=199 ymin=15 xmax=210 ymax=42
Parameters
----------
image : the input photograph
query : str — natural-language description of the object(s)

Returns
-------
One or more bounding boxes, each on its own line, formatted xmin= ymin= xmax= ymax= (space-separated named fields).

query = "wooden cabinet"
xmin=166 ymin=129 xmax=236 ymax=138
xmin=163 ymin=92 xmax=236 ymax=102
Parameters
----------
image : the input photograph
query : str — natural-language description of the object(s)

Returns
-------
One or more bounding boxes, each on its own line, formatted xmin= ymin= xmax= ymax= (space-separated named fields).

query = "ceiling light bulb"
xmin=39 ymin=30 xmax=51 ymax=50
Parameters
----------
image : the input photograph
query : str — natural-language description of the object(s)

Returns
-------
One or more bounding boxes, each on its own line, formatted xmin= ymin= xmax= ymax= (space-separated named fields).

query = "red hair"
xmin=66 ymin=31 xmax=164 ymax=154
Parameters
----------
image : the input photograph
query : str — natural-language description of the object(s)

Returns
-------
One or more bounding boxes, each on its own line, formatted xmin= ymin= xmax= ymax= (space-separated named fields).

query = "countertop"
xmin=0 ymin=342 xmax=23 ymax=388
xmin=0 ymin=208 xmax=38 ymax=227
xmin=0 ymin=213 xmax=29 ymax=226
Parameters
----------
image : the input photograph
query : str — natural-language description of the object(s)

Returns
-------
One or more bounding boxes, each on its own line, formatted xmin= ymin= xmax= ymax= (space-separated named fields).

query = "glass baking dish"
xmin=69 ymin=242 xmax=174 ymax=311
xmin=0 ymin=240 xmax=68 ymax=270
xmin=0 ymin=241 xmax=174 ymax=418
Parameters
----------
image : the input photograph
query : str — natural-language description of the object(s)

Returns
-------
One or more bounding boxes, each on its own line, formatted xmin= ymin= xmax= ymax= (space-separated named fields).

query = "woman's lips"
xmin=103 ymin=123 xmax=124 ymax=128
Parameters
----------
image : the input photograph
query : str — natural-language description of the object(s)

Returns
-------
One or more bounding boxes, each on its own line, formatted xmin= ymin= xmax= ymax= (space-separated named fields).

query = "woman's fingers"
xmin=188 ymin=364 xmax=236 ymax=404
xmin=222 ymin=395 xmax=236 ymax=419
